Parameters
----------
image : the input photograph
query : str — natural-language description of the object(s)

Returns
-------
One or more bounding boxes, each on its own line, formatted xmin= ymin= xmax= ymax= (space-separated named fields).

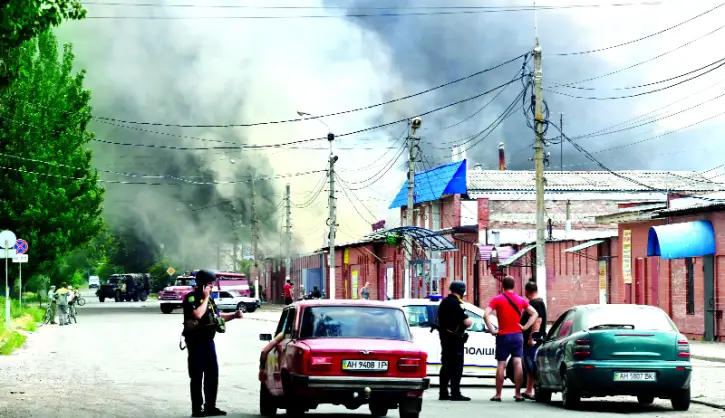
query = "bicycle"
xmin=75 ymin=296 xmax=86 ymax=306
xmin=43 ymin=303 xmax=54 ymax=324
xmin=68 ymin=303 xmax=77 ymax=324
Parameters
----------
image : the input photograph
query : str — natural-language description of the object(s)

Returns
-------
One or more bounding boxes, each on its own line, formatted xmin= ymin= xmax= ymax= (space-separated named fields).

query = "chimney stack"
xmin=498 ymin=142 xmax=506 ymax=170
xmin=451 ymin=146 xmax=459 ymax=162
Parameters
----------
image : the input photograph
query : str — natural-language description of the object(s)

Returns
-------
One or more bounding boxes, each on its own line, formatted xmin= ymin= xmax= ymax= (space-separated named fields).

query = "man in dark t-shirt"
xmin=520 ymin=280 xmax=547 ymax=399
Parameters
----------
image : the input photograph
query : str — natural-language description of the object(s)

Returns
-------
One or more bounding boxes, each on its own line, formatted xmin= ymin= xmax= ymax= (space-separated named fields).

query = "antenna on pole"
xmin=533 ymin=0 xmax=539 ymax=41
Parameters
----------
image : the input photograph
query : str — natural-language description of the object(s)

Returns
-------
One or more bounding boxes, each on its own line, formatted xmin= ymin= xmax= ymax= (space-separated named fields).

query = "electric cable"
xmin=550 ymin=1 xmax=725 ymax=56
xmin=92 ymin=55 xmax=527 ymax=128
xmin=340 ymin=124 xmax=408 ymax=173
xmin=342 ymin=141 xmax=408 ymax=190
xmin=335 ymin=173 xmax=379 ymax=223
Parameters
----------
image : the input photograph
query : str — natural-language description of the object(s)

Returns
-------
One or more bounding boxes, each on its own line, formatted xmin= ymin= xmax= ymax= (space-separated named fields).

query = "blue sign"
xmin=13 ymin=239 xmax=28 ymax=254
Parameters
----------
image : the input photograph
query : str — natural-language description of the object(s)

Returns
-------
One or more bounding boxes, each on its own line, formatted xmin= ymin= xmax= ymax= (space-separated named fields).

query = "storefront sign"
xmin=622 ymin=230 xmax=632 ymax=284
xmin=598 ymin=260 xmax=607 ymax=304
xmin=372 ymin=220 xmax=386 ymax=231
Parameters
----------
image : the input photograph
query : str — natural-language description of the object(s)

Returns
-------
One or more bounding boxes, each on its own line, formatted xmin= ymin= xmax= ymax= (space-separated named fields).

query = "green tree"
xmin=0 ymin=0 xmax=86 ymax=89
xmin=0 ymin=30 xmax=104 ymax=287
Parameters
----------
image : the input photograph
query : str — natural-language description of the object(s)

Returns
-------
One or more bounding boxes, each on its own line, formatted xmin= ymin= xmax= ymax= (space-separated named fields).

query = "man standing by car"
xmin=436 ymin=280 xmax=473 ymax=401
xmin=521 ymin=281 xmax=546 ymax=400
xmin=182 ymin=269 xmax=244 ymax=417
xmin=483 ymin=276 xmax=539 ymax=402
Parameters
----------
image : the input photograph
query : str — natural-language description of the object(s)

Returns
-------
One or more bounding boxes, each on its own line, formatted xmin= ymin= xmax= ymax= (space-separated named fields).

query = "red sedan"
xmin=258 ymin=299 xmax=430 ymax=418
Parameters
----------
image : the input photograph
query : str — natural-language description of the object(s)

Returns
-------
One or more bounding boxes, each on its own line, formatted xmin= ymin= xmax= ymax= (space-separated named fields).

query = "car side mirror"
xmin=259 ymin=333 xmax=273 ymax=341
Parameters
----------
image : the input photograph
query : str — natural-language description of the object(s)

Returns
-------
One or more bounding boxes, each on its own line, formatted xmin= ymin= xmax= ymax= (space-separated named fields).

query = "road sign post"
xmin=0 ymin=230 xmax=17 ymax=328
xmin=167 ymin=267 xmax=175 ymax=285
xmin=13 ymin=239 xmax=28 ymax=310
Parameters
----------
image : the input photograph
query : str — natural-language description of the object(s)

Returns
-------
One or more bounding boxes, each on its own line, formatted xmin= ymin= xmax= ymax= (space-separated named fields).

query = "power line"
xmin=335 ymin=173 xmax=378 ymax=224
xmin=92 ymin=54 xmax=527 ymax=128
xmin=550 ymin=1 xmax=725 ymax=56
xmin=340 ymin=124 xmax=408 ymax=173
xmin=545 ymin=58 xmax=725 ymax=99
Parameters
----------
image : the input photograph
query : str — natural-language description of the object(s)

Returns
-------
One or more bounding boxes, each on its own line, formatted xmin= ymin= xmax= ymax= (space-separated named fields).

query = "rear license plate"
xmin=342 ymin=360 xmax=388 ymax=372
xmin=613 ymin=372 xmax=656 ymax=382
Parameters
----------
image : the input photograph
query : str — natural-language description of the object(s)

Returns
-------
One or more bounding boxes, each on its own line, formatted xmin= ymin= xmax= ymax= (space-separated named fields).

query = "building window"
xmin=685 ymin=257 xmax=695 ymax=315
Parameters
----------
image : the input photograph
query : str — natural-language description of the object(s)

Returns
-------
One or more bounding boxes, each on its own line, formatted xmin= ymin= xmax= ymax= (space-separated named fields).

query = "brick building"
xmin=596 ymin=193 xmax=725 ymax=342
xmin=265 ymin=157 xmax=723 ymax=321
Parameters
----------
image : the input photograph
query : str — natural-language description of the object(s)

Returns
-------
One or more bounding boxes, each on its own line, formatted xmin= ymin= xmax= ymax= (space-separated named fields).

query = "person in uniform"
xmin=436 ymin=280 xmax=473 ymax=401
xmin=55 ymin=283 xmax=70 ymax=326
xmin=47 ymin=285 xmax=57 ymax=324
xmin=182 ymin=269 xmax=244 ymax=417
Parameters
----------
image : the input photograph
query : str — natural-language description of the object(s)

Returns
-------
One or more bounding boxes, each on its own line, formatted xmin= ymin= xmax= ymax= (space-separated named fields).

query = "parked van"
xmin=89 ymin=276 xmax=100 ymax=289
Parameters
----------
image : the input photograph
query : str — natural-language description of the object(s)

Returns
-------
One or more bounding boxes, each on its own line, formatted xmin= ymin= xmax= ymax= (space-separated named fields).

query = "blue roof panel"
xmin=389 ymin=160 xmax=467 ymax=209
xmin=647 ymin=220 xmax=716 ymax=260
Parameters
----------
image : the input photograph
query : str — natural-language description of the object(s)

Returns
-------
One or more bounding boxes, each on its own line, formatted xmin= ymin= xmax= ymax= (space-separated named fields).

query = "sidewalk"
xmin=690 ymin=340 xmax=725 ymax=363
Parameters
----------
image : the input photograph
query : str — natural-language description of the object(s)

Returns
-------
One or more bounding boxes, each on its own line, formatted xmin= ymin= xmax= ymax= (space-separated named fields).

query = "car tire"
xmin=369 ymin=404 xmax=388 ymax=417
xmin=237 ymin=303 xmax=247 ymax=313
xmin=99 ymin=296 xmax=105 ymax=303
xmin=637 ymin=395 xmax=654 ymax=405
xmin=398 ymin=412 xmax=419 ymax=418
xmin=534 ymin=378 xmax=552 ymax=403
xmin=561 ymin=370 xmax=581 ymax=410
xmin=114 ymin=292 xmax=121 ymax=302
xmin=671 ymin=388 xmax=691 ymax=411
xmin=247 ymin=307 xmax=257 ymax=313
xmin=259 ymin=383 xmax=277 ymax=417
xmin=160 ymin=305 xmax=174 ymax=314
xmin=139 ymin=291 xmax=148 ymax=302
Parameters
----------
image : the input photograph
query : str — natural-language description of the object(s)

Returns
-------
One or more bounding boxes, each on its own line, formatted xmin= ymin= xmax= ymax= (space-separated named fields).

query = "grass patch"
xmin=0 ymin=296 xmax=45 ymax=355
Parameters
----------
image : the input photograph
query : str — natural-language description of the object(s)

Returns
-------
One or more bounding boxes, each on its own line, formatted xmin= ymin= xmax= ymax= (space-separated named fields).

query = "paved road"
xmin=0 ymin=300 xmax=720 ymax=417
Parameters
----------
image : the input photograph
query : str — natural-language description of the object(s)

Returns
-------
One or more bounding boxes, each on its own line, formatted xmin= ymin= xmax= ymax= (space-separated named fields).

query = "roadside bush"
xmin=0 ymin=296 xmax=44 ymax=355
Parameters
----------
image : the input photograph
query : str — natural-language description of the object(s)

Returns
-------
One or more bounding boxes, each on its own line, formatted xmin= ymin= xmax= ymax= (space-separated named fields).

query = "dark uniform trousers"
xmin=439 ymin=336 xmax=464 ymax=397
xmin=187 ymin=339 xmax=219 ymax=412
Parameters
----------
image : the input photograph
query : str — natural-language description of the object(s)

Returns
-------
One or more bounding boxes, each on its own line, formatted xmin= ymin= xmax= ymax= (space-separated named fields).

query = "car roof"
xmin=289 ymin=299 xmax=402 ymax=310
xmin=575 ymin=304 xmax=664 ymax=313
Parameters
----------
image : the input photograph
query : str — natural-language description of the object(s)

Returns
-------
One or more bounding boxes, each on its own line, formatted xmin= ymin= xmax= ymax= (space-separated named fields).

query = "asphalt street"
xmin=0 ymin=292 xmax=721 ymax=417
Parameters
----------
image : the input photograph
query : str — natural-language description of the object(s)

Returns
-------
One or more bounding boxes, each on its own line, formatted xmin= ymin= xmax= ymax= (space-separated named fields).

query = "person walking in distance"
xmin=359 ymin=282 xmax=370 ymax=300
xmin=483 ymin=276 xmax=539 ymax=402
xmin=283 ymin=279 xmax=293 ymax=305
xmin=182 ymin=269 xmax=244 ymax=417
xmin=47 ymin=285 xmax=57 ymax=324
xmin=521 ymin=281 xmax=547 ymax=400
xmin=436 ymin=281 xmax=473 ymax=401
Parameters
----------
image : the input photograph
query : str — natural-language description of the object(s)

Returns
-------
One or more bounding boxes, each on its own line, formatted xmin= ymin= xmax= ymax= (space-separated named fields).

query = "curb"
xmin=692 ymin=354 xmax=725 ymax=364
xmin=692 ymin=399 xmax=725 ymax=410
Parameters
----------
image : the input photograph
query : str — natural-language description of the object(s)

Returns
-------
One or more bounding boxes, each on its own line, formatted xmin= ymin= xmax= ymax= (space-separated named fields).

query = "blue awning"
xmin=389 ymin=160 xmax=467 ymax=209
xmin=647 ymin=220 xmax=716 ymax=260
xmin=365 ymin=226 xmax=459 ymax=252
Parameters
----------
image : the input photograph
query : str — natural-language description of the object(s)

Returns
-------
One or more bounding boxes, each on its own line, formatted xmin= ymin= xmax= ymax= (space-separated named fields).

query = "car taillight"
xmin=310 ymin=356 xmax=332 ymax=367
xmin=677 ymin=339 xmax=690 ymax=358
xmin=397 ymin=358 xmax=420 ymax=369
xmin=573 ymin=339 xmax=591 ymax=358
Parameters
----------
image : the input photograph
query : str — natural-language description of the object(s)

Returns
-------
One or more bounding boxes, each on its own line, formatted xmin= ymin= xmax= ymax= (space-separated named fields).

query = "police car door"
xmin=462 ymin=308 xmax=497 ymax=377
xmin=403 ymin=303 xmax=440 ymax=376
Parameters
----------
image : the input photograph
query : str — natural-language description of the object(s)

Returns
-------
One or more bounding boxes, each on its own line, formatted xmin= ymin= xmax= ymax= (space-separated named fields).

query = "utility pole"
xmin=327 ymin=133 xmax=337 ymax=299
xmin=559 ymin=113 xmax=564 ymax=172
xmin=250 ymin=171 xmax=259 ymax=301
xmin=284 ymin=183 xmax=292 ymax=288
xmin=405 ymin=118 xmax=422 ymax=299
xmin=533 ymin=39 xmax=547 ymax=306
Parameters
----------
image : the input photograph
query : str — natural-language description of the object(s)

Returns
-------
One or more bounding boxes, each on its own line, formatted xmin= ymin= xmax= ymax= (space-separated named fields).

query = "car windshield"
xmin=585 ymin=307 xmax=677 ymax=332
xmin=173 ymin=279 xmax=195 ymax=287
xmin=107 ymin=278 xmax=120 ymax=284
xmin=300 ymin=306 xmax=412 ymax=340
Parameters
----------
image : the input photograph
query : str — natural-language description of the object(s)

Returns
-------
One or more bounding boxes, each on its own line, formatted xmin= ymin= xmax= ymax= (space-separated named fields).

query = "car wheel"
xmin=561 ymin=370 xmax=581 ymax=410
xmin=99 ymin=296 xmax=105 ymax=303
xmin=160 ymin=305 xmax=174 ymax=314
xmin=398 ymin=412 xmax=419 ymax=418
xmin=237 ymin=302 xmax=247 ymax=313
xmin=534 ymin=376 xmax=552 ymax=403
xmin=671 ymin=388 xmax=691 ymax=411
xmin=369 ymin=403 xmax=388 ymax=417
xmin=138 ymin=291 xmax=148 ymax=302
xmin=247 ymin=307 xmax=257 ymax=313
xmin=285 ymin=407 xmax=306 ymax=417
xmin=259 ymin=383 xmax=277 ymax=417
xmin=637 ymin=395 xmax=654 ymax=405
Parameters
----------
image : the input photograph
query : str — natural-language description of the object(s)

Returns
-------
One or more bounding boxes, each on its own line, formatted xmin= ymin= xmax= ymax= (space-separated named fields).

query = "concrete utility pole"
xmin=405 ymin=118 xmax=422 ymax=299
xmin=250 ymin=170 xmax=259 ymax=300
xmin=284 ymin=183 xmax=292 ymax=286
xmin=328 ymin=133 xmax=337 ymax=299
xmin=533 ymin=39 xmax=547 ymax=306
xmin=559 ymin=113 xmax=564 ymax=172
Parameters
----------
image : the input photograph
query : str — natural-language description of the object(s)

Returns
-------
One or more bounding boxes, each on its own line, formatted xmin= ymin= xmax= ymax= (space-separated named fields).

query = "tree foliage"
xmin=0 ymin=0 xmax=86 ymax=88
xmin=0 ymin=30 xmax=104 ymax=285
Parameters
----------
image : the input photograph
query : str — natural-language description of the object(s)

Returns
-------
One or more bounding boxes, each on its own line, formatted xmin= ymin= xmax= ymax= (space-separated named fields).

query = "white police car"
xmin=388 ymin=295 xmax=498 ymax=378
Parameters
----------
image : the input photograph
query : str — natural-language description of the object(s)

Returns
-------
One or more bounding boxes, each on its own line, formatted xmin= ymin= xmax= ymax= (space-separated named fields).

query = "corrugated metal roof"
xmin=389 ymin=160 xmax=467 ymax=209
xmin=486 ymin=229 xmax=618 ymax=245
xmin=468 ymin=170 xmax=725 ymax=192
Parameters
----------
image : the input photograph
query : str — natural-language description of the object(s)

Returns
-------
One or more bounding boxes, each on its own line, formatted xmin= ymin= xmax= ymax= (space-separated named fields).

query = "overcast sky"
xmin=57 ymin=0 xmax=725 ymax=253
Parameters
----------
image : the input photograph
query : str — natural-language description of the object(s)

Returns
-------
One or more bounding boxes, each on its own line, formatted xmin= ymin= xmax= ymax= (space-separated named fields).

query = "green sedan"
xmin=533 ymin=304 xmax=692 ymax=411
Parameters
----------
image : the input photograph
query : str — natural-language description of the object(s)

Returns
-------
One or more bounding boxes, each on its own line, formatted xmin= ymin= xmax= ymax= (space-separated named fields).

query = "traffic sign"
xmin=12 ymin=254 xmax=27 ymax=263
xmin=0 ymin=230 xmax=16 ymax=248
xmin=13 ymin=239 xmax=28 ymax=254
xmin=167 ymin=267 xmax=175 ymax=276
